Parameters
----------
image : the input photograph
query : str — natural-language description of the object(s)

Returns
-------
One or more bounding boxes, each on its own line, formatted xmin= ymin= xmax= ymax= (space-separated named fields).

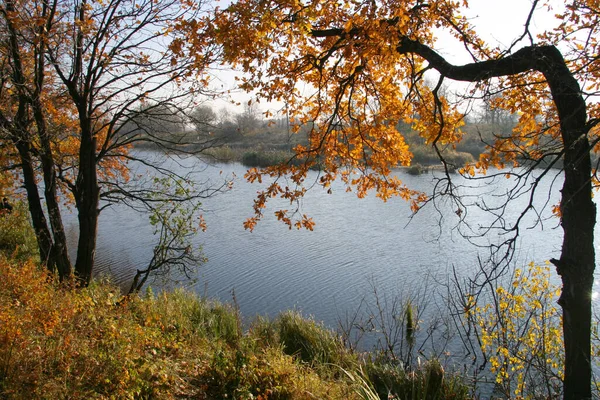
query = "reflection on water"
xmin=62 ymin=152 xmax=597 ymax=330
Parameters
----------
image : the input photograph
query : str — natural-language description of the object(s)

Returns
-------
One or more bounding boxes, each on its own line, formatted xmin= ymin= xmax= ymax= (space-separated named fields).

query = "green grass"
xmin=276 ymin=311 xmax=355 ymax=368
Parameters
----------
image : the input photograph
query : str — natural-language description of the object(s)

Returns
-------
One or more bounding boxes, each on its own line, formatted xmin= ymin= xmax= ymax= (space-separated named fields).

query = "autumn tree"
xmin=0 ymin=0 xmax=220 ymax=286
xmin=0 ymin=0 xmax=73 ymax=278
xmin=197 ymin=0 xmax=600 ymax=398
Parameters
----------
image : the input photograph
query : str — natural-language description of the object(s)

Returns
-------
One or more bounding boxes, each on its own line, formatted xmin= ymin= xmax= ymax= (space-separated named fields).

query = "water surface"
xmin=62 ymin=151 xmax=583 ymax=330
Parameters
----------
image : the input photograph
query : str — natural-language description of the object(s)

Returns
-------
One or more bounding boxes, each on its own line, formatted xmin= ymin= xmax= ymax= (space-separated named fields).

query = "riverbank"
xmin=0 ymin=205 xmax=471 ymax=399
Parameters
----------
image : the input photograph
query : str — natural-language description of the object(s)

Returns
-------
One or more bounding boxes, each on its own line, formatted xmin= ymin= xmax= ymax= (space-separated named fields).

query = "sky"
xmin=438 ymin=0 xmax=563 ymax=60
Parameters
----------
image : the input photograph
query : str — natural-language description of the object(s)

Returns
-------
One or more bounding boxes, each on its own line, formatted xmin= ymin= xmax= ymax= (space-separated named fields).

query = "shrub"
xmin=242 ymin=149 xmax=298 ymax=167
xmin=0 ymin=201 xmax=39 ymax=261
xmin=468 ymin=262 xmax=564 ymax=398
xmin=407 ymin=163 xmax=425 ymax=175
xmin=443 ymin=151 xmax=474 ymax=168
xmin=410 ymin=145 xmax=474 ymax=168
xmin=202 ymin=145 xmax=240 ymax=162
xmin=0 ymin=258 xmax=363 ymax=399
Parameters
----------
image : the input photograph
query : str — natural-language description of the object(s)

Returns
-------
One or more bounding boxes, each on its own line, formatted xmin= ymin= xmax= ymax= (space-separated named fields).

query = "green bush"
xmin=0 ymin=201 xmax=39 ymax=262
xmin=202 ymin=145 xmax=240 ymax=162
xmin=407 ymin=163 xmax=425 ymax=175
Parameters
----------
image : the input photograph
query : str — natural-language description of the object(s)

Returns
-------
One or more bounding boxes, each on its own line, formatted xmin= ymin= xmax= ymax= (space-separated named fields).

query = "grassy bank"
xmin=0 ymin=205 xmax=472 ymax=399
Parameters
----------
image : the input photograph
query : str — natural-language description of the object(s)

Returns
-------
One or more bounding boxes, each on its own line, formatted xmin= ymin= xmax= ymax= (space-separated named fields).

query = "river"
xmin=64 ymin=151 xmax=594 ymax=334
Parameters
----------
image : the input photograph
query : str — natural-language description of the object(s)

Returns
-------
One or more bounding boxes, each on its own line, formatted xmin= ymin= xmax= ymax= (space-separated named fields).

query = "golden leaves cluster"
xmin=211 ymin=0 xmax=486 ymax=228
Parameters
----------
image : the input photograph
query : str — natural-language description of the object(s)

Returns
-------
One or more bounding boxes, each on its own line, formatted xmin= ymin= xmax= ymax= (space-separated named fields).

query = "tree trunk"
xmin=31 ymin=0 xmax=72 ymax=280
xmin=40 ymin=144 xmax=73 ymax=279
xmin=547 ymin=59 xmax=596 ymax=400
xmin=538 ymin=47 xmax=595 ymax=400
xmin=14 ymin=141 xmax=55 ymax=271
xmin=75 ymin=200 xmax=98 ymax=286
xmin=553 ymin=158 xmax=595 ymax=400
xmin=559 ymin=268 xmax=594 ymax=399
xmin=32 ymin=99 xmax=72 ymax=279
xmin=74 ymin=121 xmax=99 ymax=286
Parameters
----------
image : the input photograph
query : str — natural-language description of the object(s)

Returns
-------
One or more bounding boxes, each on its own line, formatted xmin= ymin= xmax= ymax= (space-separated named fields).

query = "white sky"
xmin=441 ymin=0 xmax=564 ymax=58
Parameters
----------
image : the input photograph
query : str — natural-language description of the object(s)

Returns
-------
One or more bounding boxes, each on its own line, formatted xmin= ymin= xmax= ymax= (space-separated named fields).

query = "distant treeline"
xmin=128 ymin=102 xmax=574 ymax=170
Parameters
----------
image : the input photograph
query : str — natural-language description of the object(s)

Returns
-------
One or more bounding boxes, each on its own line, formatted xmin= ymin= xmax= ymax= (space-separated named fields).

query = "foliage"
xmin=0 ymin=258 xmax=361 ymax=399
xmin=406 ymin=163 xmax=425 ymax=176
xmin=128 ymin=176 xmax=208 ymax=294
xmin=202 ymin=145 xmax=241 ymax=162
xmin=467 ymin=263 xmax=564 ymax=398
xmin=0 ymin=201 xmax=39 ymax=262
xmin=242 ymin=149 xmax=302 ymax=168
xmin=409 ymin=147 xmax=474 ymax=169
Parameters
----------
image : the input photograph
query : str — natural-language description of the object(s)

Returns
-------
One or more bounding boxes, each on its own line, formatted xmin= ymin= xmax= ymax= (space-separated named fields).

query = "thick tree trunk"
xmin=537 ymin=47 xmax=595 ymax=400
xmin=546 ymin=56 xmax=596 ymax=400
xmin=63 ymin=0 xmax=99 ymax=287
xmin=74 ymin=121 xmax=99 ymax=287
xmin=75 ymin=202 xmax=98 ymax=286
xmin=559 ymin=268 xmax=594 ymax=399
xmin=40 ymin=146 xmax=73 ymax=279
xmin=30 ymin=1 xmax=72 ymax=281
